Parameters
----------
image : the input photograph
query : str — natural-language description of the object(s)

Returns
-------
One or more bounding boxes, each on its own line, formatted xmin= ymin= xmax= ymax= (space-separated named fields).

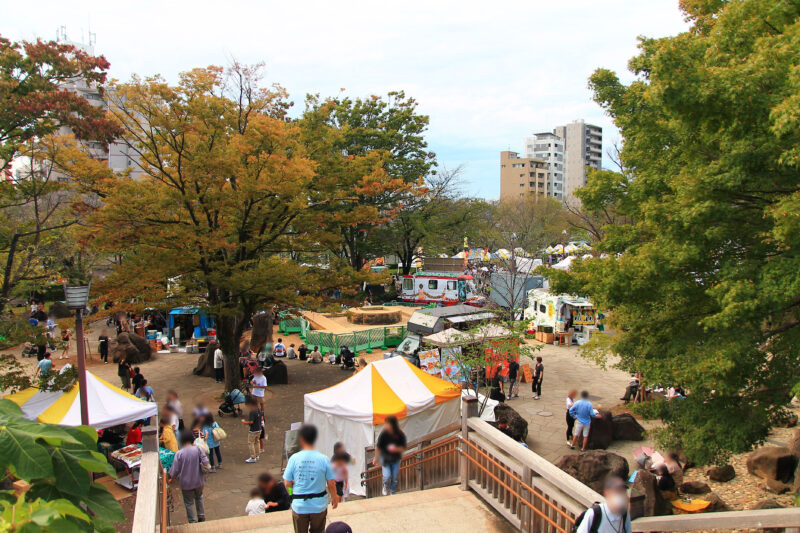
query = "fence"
xmin=361 ymin=422 xmax=461 ymax=497
xmin=306 ymin=326 xmax=406 ymax=355
xmin=277 ymin=315 xmax=305 ymax=335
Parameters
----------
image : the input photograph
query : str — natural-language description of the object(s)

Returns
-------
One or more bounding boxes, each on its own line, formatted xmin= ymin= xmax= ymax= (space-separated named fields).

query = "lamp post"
xmin=64 ymin=283 xmax=91 ymax=426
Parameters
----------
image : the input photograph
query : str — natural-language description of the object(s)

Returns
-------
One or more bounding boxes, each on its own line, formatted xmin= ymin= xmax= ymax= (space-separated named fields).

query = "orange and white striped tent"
xmin=304 ymin=356 xmax=461 ymax=495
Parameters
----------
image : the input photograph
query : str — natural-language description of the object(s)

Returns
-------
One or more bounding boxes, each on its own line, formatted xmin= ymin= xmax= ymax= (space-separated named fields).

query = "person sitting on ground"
xmin=245 ymin=488 xmax=266 ymax=515
xmin=257 ymin=472 xmax=291 ymax=512
xmin=574 ymin=475 xmax=631 ymax=533
xmin=273 ymin=338 xmax=286 ymax=358
xmin=340 ymin=348 xmax=355 ymax=370
xmin=620 ymin=373 xmax=641 ymax=403
xmin=298 ymin=343 xmax=308 ymax=361
xmin=287 ymin=343 xmax=297 ymax=359
xmin=307 ymin=346 xmax=323 ymax=364
xmin=655 ymin=464 xmax=677 ymax=500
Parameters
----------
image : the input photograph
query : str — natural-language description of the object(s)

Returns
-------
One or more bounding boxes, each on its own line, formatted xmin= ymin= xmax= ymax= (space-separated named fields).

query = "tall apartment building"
xmin=499 ymin=151 xmax=549 ymax=200
xmin=553 ymin=119 xmax=602 ymax=200
xmin=523 ymin=132 xmax=565 ymax=200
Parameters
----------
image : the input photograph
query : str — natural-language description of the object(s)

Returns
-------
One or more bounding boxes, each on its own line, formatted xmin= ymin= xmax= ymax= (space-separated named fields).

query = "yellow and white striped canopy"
xmin=304 ymin=356 xmax=461 ymax=425
xmin=6 ymin=371 xmax=158 ymax=429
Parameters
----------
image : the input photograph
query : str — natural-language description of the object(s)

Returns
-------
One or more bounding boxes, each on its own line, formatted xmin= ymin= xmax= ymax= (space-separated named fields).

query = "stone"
xmin=705 ymin=464 xmax=735 ymax=482
xmin=112 ymin=332 xmax=152 ymax=364
xmin=704 ymin=492 xmax=729 ymax=512
xmin=493 ymin=404 xmax=528 ymax=442
xmin=538 ymin=411 xmax=552 ymax=417
xmin=778 ymin=412 xmax=798 ymax=428
xmin=630 ymin=469 xmax=672 ymax=518
xmin=750 ymin=498 xmax=783 ymax=510
xmin=587 ymin=409 xmax=614 ymax=450
xmin=788 ymin=428 xmax=800 ymax=457
xmin=554 ymin=450 xmax=629 ymax=493
xmin=193 ymin=341 xmax=217 ymax=378
xmin=265 ymin=359 xmax=288 ymax=385
xmin=679 ymin=480 xmax=711 ymax=494
xmin=746 ymin=446 xmax=798 ymax=484
xmin=765 ymin=478 xmax=791 ymax=494
xmin=611 ymin=413 xmax=646 ymax=441
xmin=48 ymin=301 xmax=71 ymax=319
xmin=127 ymin=332 xmax=153 ymax=362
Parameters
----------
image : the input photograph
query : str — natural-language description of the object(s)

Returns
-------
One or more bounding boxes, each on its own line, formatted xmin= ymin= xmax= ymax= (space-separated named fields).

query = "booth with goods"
xmin=420 ymin=324 xmax=518 ymax=384
xmin=523 ymin=288 xmax=597 ymax=346
xmin=168 ymin=307 xmax=215 ymax=348
xmin=6 ymin=371 xmax=161 ymax=489
xmin=303 ymin=357 xmax=462 ymax=496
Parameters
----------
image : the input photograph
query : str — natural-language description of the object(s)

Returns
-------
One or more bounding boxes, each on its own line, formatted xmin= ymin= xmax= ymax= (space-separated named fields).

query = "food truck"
xmin=399 ymin=272 xmax=485 ymax=306
xmin=523 ymin=288 xmax=597 ymax=346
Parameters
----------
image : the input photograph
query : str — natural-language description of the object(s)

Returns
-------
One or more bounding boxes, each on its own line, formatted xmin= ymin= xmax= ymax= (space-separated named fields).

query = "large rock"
xmin=706 ymin=464 xmax=735 ymax=482
xmin=112 ymin=333 xmax=145 ymax=364
xmin=554 ymin=451 xmax=629 ymax=493
xmin=788 ymin=428 xmax=800 ymax=457
xmin=630 ymin=469 xmax=672 ymax=518
xmin=766 ymin=478 xmax=791 ymax=494
xmin=611 ymin=413 xmax=645 ymax=441
xmin=746 ymin=447 xmax=798 ymax=484
xmin=751 ymin=498 xmax=783 ymax=510
xmin=704 ymin=492 xmax=729 ymax=512
xmin=48 ymin=301 xmax=71 ymax=319
xmin=587 ymin=409 xmax=614 ymax=450
xmin=127 ymin=332 xmax=153 ymax=362
xmin=193 ymin=341 xmax=217 ymax=378
xmin=680 ymin=480 xmax=711 ymax=494
xmin=264 ymin=359 xmax=288 ymax=385
xmin=778 ymin=412 xmax=798 ymax=428
xmin=493 ymin=404 xmax=528 ymax=442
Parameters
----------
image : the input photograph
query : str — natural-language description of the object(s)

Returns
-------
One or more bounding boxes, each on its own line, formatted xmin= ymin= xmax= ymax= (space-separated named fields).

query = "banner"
xmin=440 ymin=346 xmax=463 ymax=383
xmin=418 ymin=349 xmax=441 ymax=377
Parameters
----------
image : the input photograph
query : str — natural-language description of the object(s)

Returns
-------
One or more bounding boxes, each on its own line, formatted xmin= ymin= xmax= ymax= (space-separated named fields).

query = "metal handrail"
xmin=362 ymin=436 xmax=459 ymax=483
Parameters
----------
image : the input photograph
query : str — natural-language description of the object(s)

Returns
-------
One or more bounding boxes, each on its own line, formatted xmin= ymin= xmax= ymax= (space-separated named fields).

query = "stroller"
xmin=218 ymin=388 xmax=246 ymax=417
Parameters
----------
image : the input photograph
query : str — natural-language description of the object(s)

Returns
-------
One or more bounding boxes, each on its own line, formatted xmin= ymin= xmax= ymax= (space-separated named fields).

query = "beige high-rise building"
xmin=499 ymin=151 xmax=549 ymax=200
xmin=553 ymin=119 xmax=602 ymax=200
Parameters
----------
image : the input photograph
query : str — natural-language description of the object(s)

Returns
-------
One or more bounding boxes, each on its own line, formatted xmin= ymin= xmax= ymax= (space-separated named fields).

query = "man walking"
xmin=283 ymin=424 xmax=339 ymax=533
xmin=507 ymin=357 xmax=519 ymax=399
xmin=213 ymin=344 xmax=224 ymax=383
xmin=168 ymin=434 xmax=210 ymax=523
xmin=569 ymin=390 xmax=601 ymax=451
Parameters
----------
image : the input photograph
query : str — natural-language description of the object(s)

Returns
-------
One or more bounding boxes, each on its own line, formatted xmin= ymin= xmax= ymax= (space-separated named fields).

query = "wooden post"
xmin=142 ymin=426 xmax=158 ymax=452
xmin=460 ymin=396 xmax=478 ymax=490
xmin=418 ymin=440 xmax=429 ymax=491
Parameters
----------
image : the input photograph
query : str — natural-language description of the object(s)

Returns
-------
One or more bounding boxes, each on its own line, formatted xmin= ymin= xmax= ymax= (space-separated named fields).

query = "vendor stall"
xmin=304 ymin=357 xmax=461 ymax=496
xmin=422 ymin=324 xmax=518 ymax=381
xmin=168 ymin=307 xmax=215 ymax=345
xmin=523 ymin=288 xmax=597 ymax=346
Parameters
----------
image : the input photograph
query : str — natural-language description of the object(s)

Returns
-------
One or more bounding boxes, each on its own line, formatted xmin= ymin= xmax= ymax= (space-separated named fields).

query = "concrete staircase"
xmin=168 ymin=485 xmax=515 ymax=533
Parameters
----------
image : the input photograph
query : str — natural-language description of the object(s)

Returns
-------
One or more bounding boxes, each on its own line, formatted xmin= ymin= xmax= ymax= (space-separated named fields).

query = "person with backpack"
xmin=573 ymin=475 xmax=631 ymax=533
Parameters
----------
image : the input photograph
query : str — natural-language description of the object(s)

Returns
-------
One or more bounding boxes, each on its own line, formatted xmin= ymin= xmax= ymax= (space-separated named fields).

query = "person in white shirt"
xmin=273 ymin=339 xmax=286 ymax=358
xmin=250 ymin=367 xmax=268 ymax=411
xmin=213 ymin=346 xmax=224 ymax=383
xmin=575 ymin=476 xmax=632 ymax=533
xmin=245 ymin=488 xmax=266 ymax=515
xmin=565 ymin=389 xmax=577 ymax=447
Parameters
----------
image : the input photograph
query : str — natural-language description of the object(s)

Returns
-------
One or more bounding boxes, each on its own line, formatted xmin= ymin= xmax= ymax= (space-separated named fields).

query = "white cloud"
xmin=2 ymin=0 xmax=688 ymax=197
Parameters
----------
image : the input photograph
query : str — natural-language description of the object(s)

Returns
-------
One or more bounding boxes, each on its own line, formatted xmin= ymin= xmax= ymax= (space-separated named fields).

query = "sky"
xmin=3 ymin=0 xmax=689 ymax=198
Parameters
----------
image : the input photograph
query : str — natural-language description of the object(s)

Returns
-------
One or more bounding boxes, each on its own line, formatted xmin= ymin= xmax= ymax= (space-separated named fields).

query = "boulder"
xmin=127 ymin=332 xmax=153 ymax=362
xmin=750 ymin=498 xmax=783 ymax=510
xmin=746 ymin=447 xmax=798 ymax=484
xmin=48 ymin=301 xmax=71 ymax=319
xmin=704 ymin=492 xmax=729 ymax=512
xmin=679 ymin=480 xmax=710 ymax=494
xmin=493 ymin=404 xmax=528 ymax=442
xmin=765 ymin=478 xmax=791 ymax=494
xmin=587 ymin=409 xmax=614 ymax=450
xmin=112 ymin=333 xmax=147 ymax=364
xmin=264 ymin=359 xmax=288 ymax=385
xmin=554 ymin=451 xmax=629 ymax=493
xmin=193 ymin=341 xmax=217 ymax=377
xmin=788 ymin=428 xmax=800 ymax=457
xmin=611 ymin=413 xmax=645 ymax=441
xmin=630 ymin=469 xmax=672 ymax=518
xmin=249 ymin=313 xmax=273 ymax=354
xmin=705 ymin=464 xmax=735 ymax=482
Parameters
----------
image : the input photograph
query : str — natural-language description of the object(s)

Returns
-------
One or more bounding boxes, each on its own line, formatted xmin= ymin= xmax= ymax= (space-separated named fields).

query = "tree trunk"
xmin=217 ymin=313 xmax=246 ymax=392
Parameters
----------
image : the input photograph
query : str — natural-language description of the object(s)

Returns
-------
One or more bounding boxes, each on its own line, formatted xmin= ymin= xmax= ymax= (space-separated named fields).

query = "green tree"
xmin=0 ymin=399 xmax=123 ymax=532
xmin=553 ymin=0 xmax=800 ymax=463
xmin=300 ymin=91 xmax=436 ymax=269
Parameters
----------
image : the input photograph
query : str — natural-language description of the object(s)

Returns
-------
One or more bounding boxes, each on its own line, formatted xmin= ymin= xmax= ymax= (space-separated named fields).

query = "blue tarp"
xmin=167 ymin=307 xmax=214 ymax=340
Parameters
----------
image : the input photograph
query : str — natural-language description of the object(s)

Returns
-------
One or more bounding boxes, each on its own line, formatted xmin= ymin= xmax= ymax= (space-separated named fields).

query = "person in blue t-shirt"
xmin=35 ymin=352 xmax=53 ymax=379
xmin=569 ymin=390 xmax=601 ymax=451
xmin=283 ymin=424 xmax=338 ymax=533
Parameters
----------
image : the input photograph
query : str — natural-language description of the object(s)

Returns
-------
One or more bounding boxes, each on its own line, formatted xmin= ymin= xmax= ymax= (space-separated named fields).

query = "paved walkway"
xmin=168 ymin=485 xmax=516 ymax=533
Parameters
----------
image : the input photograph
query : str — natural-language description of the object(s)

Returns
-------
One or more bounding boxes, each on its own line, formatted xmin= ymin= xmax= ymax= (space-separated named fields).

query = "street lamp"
xmin=64 ymin=283 xmax=91 ymax=426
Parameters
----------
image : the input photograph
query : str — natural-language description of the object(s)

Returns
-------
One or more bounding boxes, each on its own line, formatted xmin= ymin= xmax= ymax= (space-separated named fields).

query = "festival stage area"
xmin=301 ymin=306 xmax=419 ymax=333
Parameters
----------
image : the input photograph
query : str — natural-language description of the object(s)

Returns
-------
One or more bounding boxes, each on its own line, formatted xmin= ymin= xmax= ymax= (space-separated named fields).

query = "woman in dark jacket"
xmin=257 ymin=472 xmax=291 ymax=512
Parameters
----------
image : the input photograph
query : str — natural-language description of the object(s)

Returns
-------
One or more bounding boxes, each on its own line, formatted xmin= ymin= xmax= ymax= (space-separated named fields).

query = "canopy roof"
xmin=424 ymin=324 xmax=514 ymax=347
xmin=304 ymin=357 xmax=461 ymax=425
xmin=169 ymin=307 xmax=201 ymax=315
xmin=5 ymin=371 xmax=158 ymax=429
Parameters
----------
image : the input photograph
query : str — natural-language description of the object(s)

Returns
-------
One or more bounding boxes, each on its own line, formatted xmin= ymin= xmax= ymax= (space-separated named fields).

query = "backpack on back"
xmin=571 ymin=503 xmax=628 ymax=533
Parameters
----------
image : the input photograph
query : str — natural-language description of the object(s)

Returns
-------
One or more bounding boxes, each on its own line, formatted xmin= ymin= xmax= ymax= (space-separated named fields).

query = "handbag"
xmin=194 ymin=437 xmax=210 ymax=455
xmin=212 ymin=424 xmax=227 ymax=442
xmin=198 ymin=450 xmax=212 ymax=475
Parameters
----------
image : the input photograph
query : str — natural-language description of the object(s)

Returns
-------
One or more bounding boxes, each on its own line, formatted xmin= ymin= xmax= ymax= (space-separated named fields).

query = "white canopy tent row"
xmin=6 ymin=371 xmax=158 ymax=429
xmin=304 ymin=356 xmax=462 ymax=496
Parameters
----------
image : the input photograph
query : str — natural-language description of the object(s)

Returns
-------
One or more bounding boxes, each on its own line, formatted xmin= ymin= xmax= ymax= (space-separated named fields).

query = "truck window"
xmin=403 ymin=278 xmax=413 ymax=291
xmin=447 ymin=280 xmax=457 ymax=290
xmin=539 ymin=304 xmax=546 ymax=313
xmin=428 ymin=280 xmax=438 ymax=290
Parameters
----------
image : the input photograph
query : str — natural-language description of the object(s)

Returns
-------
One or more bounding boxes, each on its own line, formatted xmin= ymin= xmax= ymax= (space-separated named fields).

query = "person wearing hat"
xmin=326 ymin=523 xmax=352 ymax=533
xmin=574 ymin=475 xmax=631 ymax=533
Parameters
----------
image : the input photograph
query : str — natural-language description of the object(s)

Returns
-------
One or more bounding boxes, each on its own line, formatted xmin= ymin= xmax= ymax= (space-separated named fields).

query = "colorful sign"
xmin=419 ymin=349 xmax=441 ymax=377
xmin=440 ymin=346 xmax=463 ymax=383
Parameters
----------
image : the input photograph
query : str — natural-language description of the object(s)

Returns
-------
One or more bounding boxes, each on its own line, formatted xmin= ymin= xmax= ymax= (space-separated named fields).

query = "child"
xmin=241 ymin=397 xmax=263 ymax=463
xmin=245 ymin=488 xmax=266 ymax=515
xmin=332 ymin=444 xmax=350 ymax=502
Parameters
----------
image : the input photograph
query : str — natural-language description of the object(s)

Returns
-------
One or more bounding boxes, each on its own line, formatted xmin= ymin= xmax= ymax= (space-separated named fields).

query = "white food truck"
xmin=523 ymin=288 xmax=597 ymax=345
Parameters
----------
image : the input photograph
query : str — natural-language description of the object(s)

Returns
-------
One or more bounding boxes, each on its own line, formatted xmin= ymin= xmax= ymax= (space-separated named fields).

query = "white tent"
xmin=552 ymin=255 xmax=575 ymax=271
xmin=304 ymin=357 xmax=461 ymax=496
xmin=461 ymin=390 xmax=497 ymax=422
xmin=5 ymin=371 xmax=158 ymax=429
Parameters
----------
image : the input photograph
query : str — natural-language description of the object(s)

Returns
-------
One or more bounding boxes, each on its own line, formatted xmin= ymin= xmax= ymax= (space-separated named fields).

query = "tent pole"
xmin=75 ymin=309 xmax=90 ymax=425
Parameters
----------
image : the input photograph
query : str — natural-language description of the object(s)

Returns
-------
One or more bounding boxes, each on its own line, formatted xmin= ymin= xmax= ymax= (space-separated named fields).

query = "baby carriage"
xmin=218 ymin=388 xmax=246 ymax=417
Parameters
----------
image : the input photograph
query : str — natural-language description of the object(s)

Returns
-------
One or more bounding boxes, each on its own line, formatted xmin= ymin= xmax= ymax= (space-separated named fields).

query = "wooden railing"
xmin=361 ymin=422 xmax=461 ymax=497
xmin=631 ymin=509 xmax=800 ymax=532
xmin=132 ymin=427 xmax=161 ymax=533
xmin=459 ymin=397 xmax=600 ymax=533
